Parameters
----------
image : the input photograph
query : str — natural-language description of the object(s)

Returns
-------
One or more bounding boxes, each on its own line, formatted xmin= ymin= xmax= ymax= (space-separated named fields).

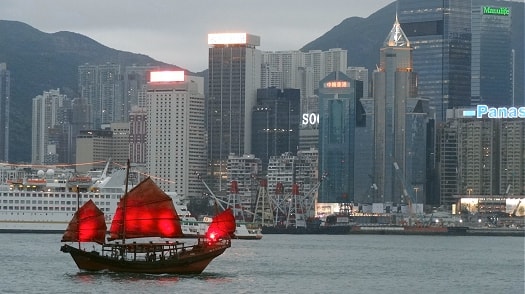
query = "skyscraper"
xmin=146 ymin=71 xmax=206 ymax=197
xmin=0 ymin=63 xmax=9 ymax=162
xmin=398 ymin=0 xmax=472 ymax=122
xmin=372 ymin=18 xmax=430 ymax=205
xmin=318 ymin=72 xmax=363 ymax=203
xmin=31 ymin=89 xmax=69 ymax=165
xmin=251 ymin=87 xmax=300 ymax=171
xmin=471 ymin=1 xmax=513 ymax=107
xmin=207 ymin=33 xmax=261 ymax=191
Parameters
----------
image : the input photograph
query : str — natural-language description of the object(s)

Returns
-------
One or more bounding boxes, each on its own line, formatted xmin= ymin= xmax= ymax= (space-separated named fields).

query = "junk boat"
xmin=60 ymin=164 xmax=236 ymax=274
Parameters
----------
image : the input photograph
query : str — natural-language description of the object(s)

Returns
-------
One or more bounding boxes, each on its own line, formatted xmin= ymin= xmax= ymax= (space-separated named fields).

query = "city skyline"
xmin=0 ymin=0 xmax=394 ymax=72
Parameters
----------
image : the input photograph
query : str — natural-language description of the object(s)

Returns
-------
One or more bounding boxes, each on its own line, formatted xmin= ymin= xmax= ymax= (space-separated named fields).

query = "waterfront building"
xmin=110 ymin=122 xmax=130 ymax=167
xmin=372 ymin=18 xmax=430 ymax=205
xmin=471 ymin=1 xmax=513 ymax=107
xmin=251 ymin=87 xmax=300 ymax=171
xmin=439 ymin=108 xmax=525 ymax=206
xmin=317 ymin=71 xmax=364 ymax=203
xmin=146 ymin=71 xmax=206 ymax=197
xmin=207 ymin=33 xmax=261 ymax=192
xmin=31 ymin=89 xmax=69 ymax=165
xmin=398 ymin=0 xmax=472 ymax=122
xmin=75 ymin=129 xmax=113 ymax=174
xmin=0 ymin=63 xmax=9 ymax=162
xmin=226 ymin=154 xmax=262 ymax=211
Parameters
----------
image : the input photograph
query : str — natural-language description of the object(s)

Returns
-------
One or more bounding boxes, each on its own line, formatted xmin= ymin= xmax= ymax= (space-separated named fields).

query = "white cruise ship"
xmin=0 ymin=164 xmax=262 ymax=240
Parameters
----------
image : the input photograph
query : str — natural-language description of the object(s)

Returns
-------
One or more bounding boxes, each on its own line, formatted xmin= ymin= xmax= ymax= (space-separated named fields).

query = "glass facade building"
xmin=207 ymin=34 xmax=261 ymax=191
xmin=318 ymin=72 xmax=363 ymax=203
xmin=251 ymin=87 xmax=300 ymax=172
xmin=398 ymin=0 xmax=472 ymax=122
xmin=471 ymin=1 xmax=513 ymax=107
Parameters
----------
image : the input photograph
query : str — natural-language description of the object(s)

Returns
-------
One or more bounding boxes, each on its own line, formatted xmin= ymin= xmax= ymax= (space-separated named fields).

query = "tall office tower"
xmin=372 ymin=18 xmax=430 ymax=205
xmin=439 ymin=109 xmax=525 ymax=206
xmin=129 ymin=106 xmax=147 ymax=165
xmin=251 ymin=88 xmax=300 ymax=171
xmin=226 ymin=154 xmax=262 ymax=210
xmin=207 ymin=33 xmax=262 ymax=191
xmin=295 ymin=148 xmax=319 ymax=199
xmin=78 ymin=64 xmax=97 ymax=129
xmin=0 ymin=63 xmax=9 ymax=162
xmin=31 ymin=89 xmax=69 ymax=165
xmin=261 ymin=51 xmax=304 ymax=89
xmin=317 ymin=72 xmax=363 ymax=203
xmin=146 ymin=71 xmax=206 ymax=197
xmin=471 ymin=2 xmax=512 ymax=107
xmin=398 ymin=0 xmax=471 ymax=122
xmin=98 ymin=63 xmax=123 ymax=125
xmin=346 ymin=67 xmax=369 ymax=99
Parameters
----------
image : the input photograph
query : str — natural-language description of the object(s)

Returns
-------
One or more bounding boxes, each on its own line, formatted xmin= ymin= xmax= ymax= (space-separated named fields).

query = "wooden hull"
xmin=61 ymin=241 xmax=229 ymax=274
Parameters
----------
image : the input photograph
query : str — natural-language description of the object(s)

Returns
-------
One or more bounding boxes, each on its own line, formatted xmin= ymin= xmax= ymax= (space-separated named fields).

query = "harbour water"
xmin=0 ymin=233 xmax=523 ymax=293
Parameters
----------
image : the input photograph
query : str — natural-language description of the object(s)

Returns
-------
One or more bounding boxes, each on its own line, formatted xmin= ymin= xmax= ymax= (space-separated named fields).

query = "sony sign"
xmin=476 ymin=105 xmax=525 ymax=118
xmin=302 ymin=113 xmax=319 ymax=125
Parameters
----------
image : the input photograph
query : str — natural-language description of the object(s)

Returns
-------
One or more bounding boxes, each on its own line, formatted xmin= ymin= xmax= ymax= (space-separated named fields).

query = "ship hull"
xmin=61 ymin=242 xmax=229 ymax=274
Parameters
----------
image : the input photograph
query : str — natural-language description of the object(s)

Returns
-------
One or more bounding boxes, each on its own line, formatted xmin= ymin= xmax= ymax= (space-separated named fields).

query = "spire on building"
xmin=383 ymin=15 xmax=410 ymax=48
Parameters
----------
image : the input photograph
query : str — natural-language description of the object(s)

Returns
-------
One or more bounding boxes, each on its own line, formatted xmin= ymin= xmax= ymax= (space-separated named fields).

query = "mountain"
xmin=0 ymin=20 xmax=178 ymax=162
xmin=302 ymin=1 xmax=524 ymax=106
xmin=1 ymin=1 xmax=523 ymax=162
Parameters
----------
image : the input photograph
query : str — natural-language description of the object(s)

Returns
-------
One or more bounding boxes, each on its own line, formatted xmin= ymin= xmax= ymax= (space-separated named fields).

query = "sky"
xmin=1 ymin=0 xmax=394 ymax=72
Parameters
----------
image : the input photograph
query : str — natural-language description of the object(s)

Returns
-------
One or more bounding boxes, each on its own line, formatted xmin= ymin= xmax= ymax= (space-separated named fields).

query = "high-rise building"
xmin=31 ymin=89 xmax=69 ymax=165
xmin=76 ymin=129 xmax=113 ymax=174
xmin=439 ymin=108 xmax=525 ymax=206
xmin=124 ymin=65 xmax=161 ymax=112
xmin=0 ymin=63 xmax=9 ymax=162
xmin=471 ymin=1 xmax=513 ymax=107
xmin=78 ymin=63 xmax=123 ymax=129
xmin=372 ymin=18 xmax=430 ymax=205
xmin=146 ymin=71 xmax=206 ymax=197
xmin=207 ymin=33 xmax=262 ymax=191
xmin=226 ymin=154 xmax=262 ymax=211
xmin=346 ymin=67 xmax=369 ymax=99
xmin=317 ymin=72 xmax=363 ymax=203
xmin=129 ymin=106 xmax=147 ymax=165
xmin=398 ymin=0 xmax=472 ymax=122
xmin=251 ymin=87 xmax=300 ymax=171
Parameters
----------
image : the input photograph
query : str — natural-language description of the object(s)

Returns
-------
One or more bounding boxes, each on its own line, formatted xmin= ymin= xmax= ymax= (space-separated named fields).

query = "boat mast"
xmin=121 ymin=159 xmax=130 ymax=245
xmin=76 ymin=185 xmax=80 ymax=249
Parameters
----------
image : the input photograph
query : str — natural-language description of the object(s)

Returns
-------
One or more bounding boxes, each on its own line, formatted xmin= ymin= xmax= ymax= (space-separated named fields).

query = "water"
xmin=0 ymin=233 xmax=523 ymax=294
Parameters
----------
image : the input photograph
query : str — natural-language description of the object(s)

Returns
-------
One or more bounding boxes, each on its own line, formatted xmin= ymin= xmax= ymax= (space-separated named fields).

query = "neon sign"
xmin=483 ymin=6 xmax=510 ymax=16
xmin=475 ymin=105 xmax=525 ymax=119
xmin=323 ymin=81 xmax=349 ymax=88
xmin=150 ymin=71 xmax=184 ymax=82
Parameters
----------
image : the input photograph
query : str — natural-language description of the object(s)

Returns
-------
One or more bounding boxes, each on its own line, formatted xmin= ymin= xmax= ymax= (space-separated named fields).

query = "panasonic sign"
xmin=470 ymin=105 xmax=525 ymax=118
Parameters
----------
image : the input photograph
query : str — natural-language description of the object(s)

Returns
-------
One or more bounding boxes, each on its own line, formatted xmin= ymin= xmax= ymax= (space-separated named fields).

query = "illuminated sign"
xmin=483 ymin=6 xmax=510 ymax=16
xmin=302 ymin=113 xmax=319 ymax=125
xmin=323 ymin=80 xmax=350 ymax=88
xmin=208 ymin=33 xmax=247 ymax=45
xmin=463 ymin=105 xmax=525 ymax=119
xmin=150 ymin=71 xmax=185 ymax=82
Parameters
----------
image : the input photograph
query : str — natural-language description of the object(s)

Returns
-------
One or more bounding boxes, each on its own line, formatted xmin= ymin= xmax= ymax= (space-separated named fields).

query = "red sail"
xmin=109 ymin=177 xmax=182 ymax=240
xmin=205 ymin=208 xmax=236 ymax=241
xmin=61 ymin=199 xmax=107 ymax=244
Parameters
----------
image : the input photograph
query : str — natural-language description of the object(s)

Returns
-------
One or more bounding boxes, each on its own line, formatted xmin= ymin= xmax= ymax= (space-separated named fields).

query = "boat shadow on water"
xmin=67 ymin=270 xmax=234 ymax=284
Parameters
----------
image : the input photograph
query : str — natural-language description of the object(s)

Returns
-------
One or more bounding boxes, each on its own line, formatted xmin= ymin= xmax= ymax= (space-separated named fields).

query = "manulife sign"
xmin=483 ymin=6 xmax=510 ymax=16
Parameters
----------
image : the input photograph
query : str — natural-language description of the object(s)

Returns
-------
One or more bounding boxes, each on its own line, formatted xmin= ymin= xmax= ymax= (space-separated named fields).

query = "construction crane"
xmin=393 ymin=162 xmax=415 ymax=215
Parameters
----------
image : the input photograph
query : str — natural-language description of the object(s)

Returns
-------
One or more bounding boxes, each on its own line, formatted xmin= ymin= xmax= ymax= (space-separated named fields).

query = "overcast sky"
xmin=1 ymin=0 xmax=394 ymax=72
